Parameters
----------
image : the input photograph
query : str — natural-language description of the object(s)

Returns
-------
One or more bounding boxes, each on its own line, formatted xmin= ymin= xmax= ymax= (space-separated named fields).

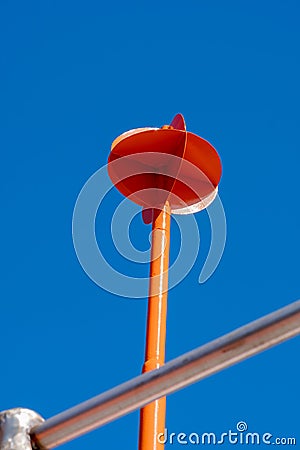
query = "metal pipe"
xmin=139 ymin=204 xmax=171 ymax=450
xmin=31 ymin=300 xmax=300 ymax=450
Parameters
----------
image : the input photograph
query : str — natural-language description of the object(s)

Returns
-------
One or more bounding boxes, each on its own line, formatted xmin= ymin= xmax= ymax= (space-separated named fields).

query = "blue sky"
xmin=1 ymin=1 xmax=300 ymax=448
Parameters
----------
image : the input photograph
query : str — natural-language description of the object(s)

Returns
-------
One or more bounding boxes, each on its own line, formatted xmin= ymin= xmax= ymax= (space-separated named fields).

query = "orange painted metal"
xmin=139 ymin=203 xmax=171 ymax=450
xmin=108 ymin=114 xmax=222 ymax=212
xmin=107 ymin=115 xmax=222 ymax=450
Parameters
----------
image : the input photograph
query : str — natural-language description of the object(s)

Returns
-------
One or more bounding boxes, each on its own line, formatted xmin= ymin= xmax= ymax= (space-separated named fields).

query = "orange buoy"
xmin=108 ymin=114 xmax=222 ymax=217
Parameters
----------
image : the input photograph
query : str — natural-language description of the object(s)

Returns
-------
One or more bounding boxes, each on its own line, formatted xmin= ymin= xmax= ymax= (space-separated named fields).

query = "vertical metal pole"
xmin=139 ymin=203 xmax=171 ymax=450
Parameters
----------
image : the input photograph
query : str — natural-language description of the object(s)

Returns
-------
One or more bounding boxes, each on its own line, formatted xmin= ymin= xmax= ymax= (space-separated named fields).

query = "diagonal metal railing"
xmin=28 ymin=300 xmax=300 ymax=449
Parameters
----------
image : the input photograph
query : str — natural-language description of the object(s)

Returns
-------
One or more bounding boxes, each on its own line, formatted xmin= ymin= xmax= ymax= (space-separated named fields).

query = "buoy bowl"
xmin=107 ymin=115 xmax=222 ymax=213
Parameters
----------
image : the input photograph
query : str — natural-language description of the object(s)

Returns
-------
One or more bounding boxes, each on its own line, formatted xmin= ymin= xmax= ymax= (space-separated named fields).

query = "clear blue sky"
xmin=1 ymin=1 xmax=299 ymax=448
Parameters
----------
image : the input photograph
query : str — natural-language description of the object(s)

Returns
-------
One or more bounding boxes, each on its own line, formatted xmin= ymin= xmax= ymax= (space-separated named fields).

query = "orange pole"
xmin=139 ymin=203 xmax=171 ymax=450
